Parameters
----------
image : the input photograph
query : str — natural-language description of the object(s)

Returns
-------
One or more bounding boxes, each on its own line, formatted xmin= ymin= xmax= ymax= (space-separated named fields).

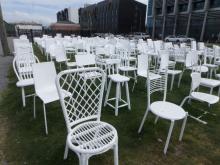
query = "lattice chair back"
xmin=56 ymin=67 xmax=106 ymax=132
xmin=147 ymin=64 xmax=168 ymax=105
xmin=191 ymin=72 xmax=201 ymax=92
xmin=13 ymin=55 xmax=39 ymax=81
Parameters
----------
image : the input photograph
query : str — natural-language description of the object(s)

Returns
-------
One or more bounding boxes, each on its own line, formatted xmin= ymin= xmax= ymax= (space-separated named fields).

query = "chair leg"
xmin=33 ymin=94 xmax=36 ymax=119
xmin=64 ymin=138 xmax=69 ymax=160
xmin=132 ymin=71 xmax=137 ymax=92
xmin=104 ymin=80 xmax=112 ymax=107
xmin=164 ymin=120 xmax=175 ymax=154
xmin=125 ymin=82 xmax=131 ymax=110
xmin=138 ymin=107 xmax=150 ymax=133
xmin=21 ymin=87 xmax=26 ymax=107
xmin=170 ymin=74 xmax=175 ymax=91
xmin=80 ymin=155 xmax=89 ymax=165
xmin=115 ymin=83 xmax=120 ymax=116
xmin=154 ymin=116 xmax=159 ymax=124
xmin=43 ymin=103 xmax=48 ymax=135
xmin=113 ymin=142 xmax=119 ymax=165
xmin=179 ymin=113 xmax=188 ymax=141
xmin=178 ymin=73 xmax=183 ymax=88
xmin=210 ymin=87 xmax=213 ymax=95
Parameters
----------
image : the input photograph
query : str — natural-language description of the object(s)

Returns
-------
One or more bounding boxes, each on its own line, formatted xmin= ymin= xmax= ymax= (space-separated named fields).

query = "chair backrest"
xmin=198 ymin=42 xmax=205 ymax=50
xmin=75 ymin=54 xmax=96 ymax=67
xmin=54 ymin=45 xmax=67 ymax=62
xmin=56 ymin=67 xmax=106 ymax=132
xmin=159 ymin=50 xmax=169 ymax=70
xmin=105 ymin=59 xmax=121 ymax=75
xmin=147 ymin=64 xmax=168 ymax=105
xmin=32 ymin=62 xmax=57 ymax=94
xmin=13 ymin=55 xmax=39 ymax=81
xmin=138 ymin=54 xmax=149 ymax=75
xmin=164 ymin=42 xmax=173 ymax=49
xmin=191 ymin=41 xmax=197 ymax=51
xmin=185 ymin=51 xmax=198 ymax=68
xmin=174 ymin=48 xmax=186 ymax=63
xmin=191 ymin=72 xmax=201 ymax=92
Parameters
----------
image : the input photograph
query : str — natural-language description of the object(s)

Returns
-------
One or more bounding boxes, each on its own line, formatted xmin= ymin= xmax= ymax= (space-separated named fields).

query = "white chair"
xmin=104 ymin=59 xmax=131 ymax=116
xmin=181 ymin=72 xmax=219 ymax=124
xmin=159 ymin=50 xmax=183 ymax=91
xmin=13 ymin=55 xmax=39 ymax=107
xmin=32 ymin=62 xmax=59 ymax=134
xmin=56 ymin=67 xmax=118 ymax=165
xmin=138 ymin=67 xmax=188 ymax=154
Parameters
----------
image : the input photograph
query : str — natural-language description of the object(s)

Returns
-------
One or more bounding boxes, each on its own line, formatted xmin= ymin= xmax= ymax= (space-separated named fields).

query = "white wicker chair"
xmin=56 ymin=67 xmax=118 ymax=165
xmin=138 ymin=67 xmax=188 ymax=154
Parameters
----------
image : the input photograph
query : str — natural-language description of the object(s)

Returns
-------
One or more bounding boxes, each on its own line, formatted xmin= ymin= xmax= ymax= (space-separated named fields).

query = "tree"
xmin=0 ymin=2 xmax=10 ymax=56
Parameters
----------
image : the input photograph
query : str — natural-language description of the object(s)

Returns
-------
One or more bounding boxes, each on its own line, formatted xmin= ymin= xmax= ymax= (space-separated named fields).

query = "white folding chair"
xmin=181 ymin=72 xmax=219 ymax=124
xmin=138 ymin=67 xmax=188 ymax=154
xmin=32 ymin=62 xmax=59 ymax=134
xmin=56 ymin=67 xmax=118 ymax=165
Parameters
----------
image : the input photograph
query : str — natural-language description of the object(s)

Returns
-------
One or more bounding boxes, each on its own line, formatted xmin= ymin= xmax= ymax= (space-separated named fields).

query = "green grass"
xmin=1 ymin=45 xmax=220 ymax=164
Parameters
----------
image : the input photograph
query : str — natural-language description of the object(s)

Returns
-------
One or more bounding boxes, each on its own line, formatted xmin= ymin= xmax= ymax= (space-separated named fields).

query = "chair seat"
xmin=201 ymin=78 xmax=220 ymax=88
xmin=167 ymin=70 xmax=182 ymax=75
xmin=137 ymin=72 xmax=161 ymax=80
xmin=108 ymin=74 xmax=130 ymax=82
xmin=189 ymin=66 xmax=208 ymax=73
xmin=37 ymin=87 xmax=59 ymax=104
xmin=67 ymin=62 xmax=77 ymax=67
xmin=79 ymin=71 xmax=103 ymax=80
xmin=191 ymin=92 xmax=219 ymax=104
xmin=203 ymin=64 xmax=218 ymax=69
xmin=150 ymin=101 xmax=186 ymax=120
xmin=16 ymin=78 xmax=34 ymax=87
xmin=119 ymin=66 xmax=137 ymax=72
xmin=215 ymin=61 xmax=220 ymax=65
xmin=67 ymin=121 xmax=117 ymax=154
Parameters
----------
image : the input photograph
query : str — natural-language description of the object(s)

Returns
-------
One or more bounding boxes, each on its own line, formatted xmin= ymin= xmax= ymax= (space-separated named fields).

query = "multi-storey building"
xmin=147 ymin=0 xmax=220 ymax=41
xmin=79 ymin=0 xmax=147 ymax=34
xmin=57 ymin=8 xmax=79 ymax=24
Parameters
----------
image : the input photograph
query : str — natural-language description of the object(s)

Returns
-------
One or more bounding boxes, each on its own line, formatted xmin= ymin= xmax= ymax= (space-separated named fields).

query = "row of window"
xmin=151 ymin=0 xmax=220 ymax=16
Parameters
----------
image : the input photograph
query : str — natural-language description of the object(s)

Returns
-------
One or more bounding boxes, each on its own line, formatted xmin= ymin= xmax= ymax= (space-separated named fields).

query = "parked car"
xmin=128 ymin=32 xmax=150 ymax=40
xmin=165 ymin=35 xmax=195 ymax=43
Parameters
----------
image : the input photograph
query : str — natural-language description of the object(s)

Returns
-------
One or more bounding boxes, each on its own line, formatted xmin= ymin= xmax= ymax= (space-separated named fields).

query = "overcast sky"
xmin=1 ymin=0 xmax=148 ymax=26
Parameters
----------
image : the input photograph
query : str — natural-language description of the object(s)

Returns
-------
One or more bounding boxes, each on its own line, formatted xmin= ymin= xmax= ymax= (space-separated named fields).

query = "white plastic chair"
xmin=32 ymin=62 xmax=59 ymax=134
xmin=13 ymin=55 xmax=39 ymax=107
xmin=181 ymin=72 xmax=219 ymax=124
xmin=138 ymin=67 xmax=188 ymax=154
xmin=56 ymin=67 xmax=118 ymax=165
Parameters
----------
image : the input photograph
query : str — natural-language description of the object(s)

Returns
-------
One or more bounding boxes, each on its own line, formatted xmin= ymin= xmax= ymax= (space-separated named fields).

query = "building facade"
xmin=147 ymin=0 xmax=220 ymax=41
xmin=79 ymin=0 xmax=147 ymax=34
xmin=57 ymin=7 xmax=79 ymax=24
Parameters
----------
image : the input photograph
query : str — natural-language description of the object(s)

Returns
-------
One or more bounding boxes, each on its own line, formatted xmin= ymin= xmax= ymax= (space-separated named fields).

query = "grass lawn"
xmin=1 ymin=45 xmax=220 ymax=165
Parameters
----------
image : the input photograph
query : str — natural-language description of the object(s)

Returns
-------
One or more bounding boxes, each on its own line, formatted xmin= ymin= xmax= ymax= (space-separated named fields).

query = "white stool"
xmin=104 ymin=59 xmax=131 ymax=116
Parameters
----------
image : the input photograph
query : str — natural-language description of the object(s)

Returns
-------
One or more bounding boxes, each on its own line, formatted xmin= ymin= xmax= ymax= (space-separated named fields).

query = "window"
xmin=167 ymin=6 xmax=174 ymax=14
xmin=179 ymin=4 xmax=188 ymax=12
xmin=192 ymin=0 xmax=205 ymax=10
xmin=210 ymin=0 xmax=220 ymax=8
xmin=156 ymin=8 xmax=162 ymax=15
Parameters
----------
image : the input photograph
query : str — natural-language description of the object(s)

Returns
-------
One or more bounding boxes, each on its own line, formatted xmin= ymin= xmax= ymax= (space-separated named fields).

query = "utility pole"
xmin=0 ymin=2 xmax=10 ymax=56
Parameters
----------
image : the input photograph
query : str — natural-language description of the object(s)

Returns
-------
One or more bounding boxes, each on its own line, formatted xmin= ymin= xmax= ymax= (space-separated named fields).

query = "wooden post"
xmin=0 ymin=3 xmax=10 ymax=56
